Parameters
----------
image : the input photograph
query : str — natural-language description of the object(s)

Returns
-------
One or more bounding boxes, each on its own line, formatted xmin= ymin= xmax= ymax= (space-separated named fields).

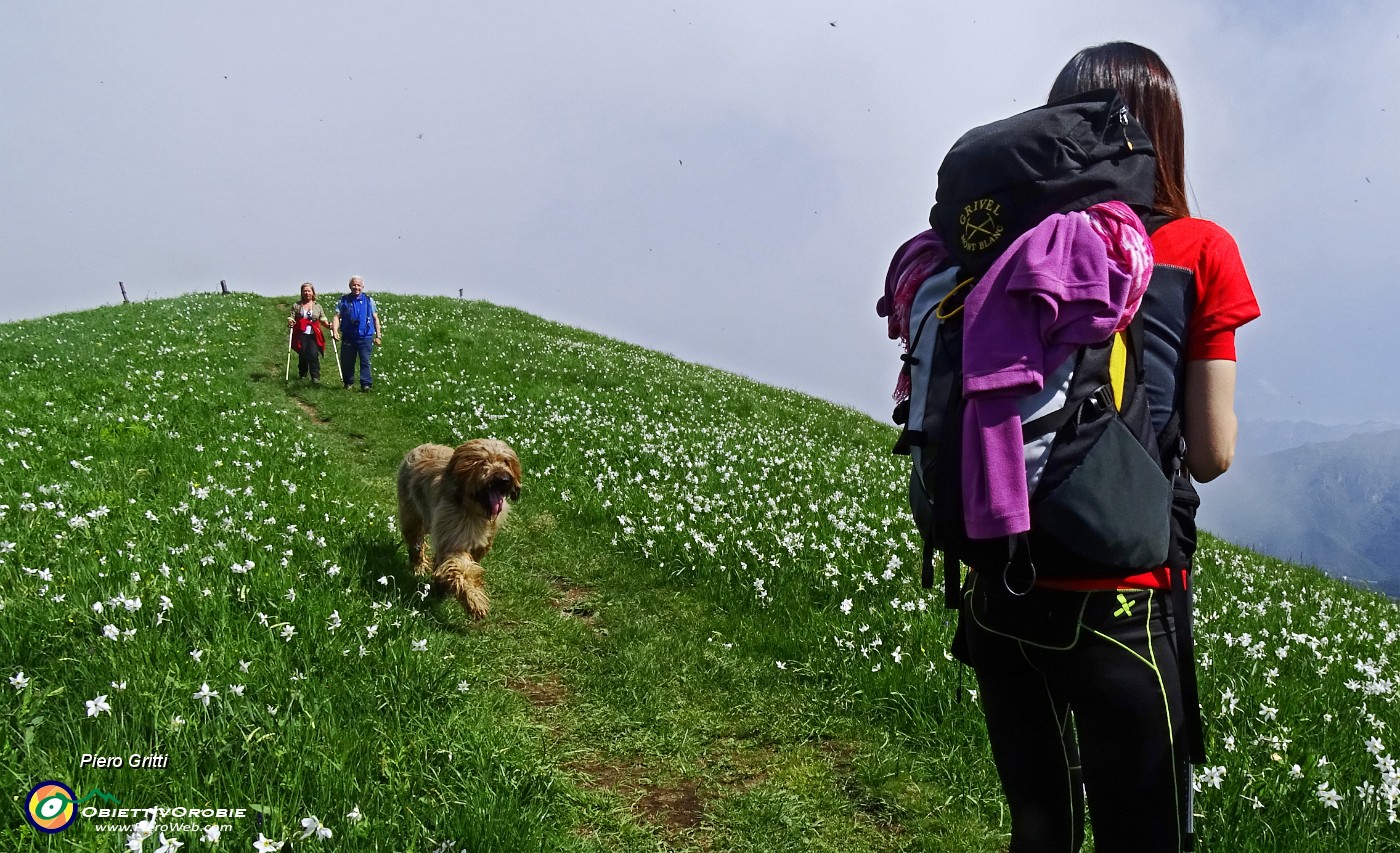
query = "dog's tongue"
xmin=489 ymin=491 xmax=505 ymax=518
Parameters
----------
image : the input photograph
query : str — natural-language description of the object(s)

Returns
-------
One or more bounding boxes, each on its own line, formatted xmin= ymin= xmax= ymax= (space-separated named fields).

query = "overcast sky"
xmin=4 ymin=1 xmax=1398 ymax=428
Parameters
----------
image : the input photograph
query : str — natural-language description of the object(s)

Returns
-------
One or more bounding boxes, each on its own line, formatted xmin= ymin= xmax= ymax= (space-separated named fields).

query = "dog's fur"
xmin=396 ymin=439 xmax=521 ymax=619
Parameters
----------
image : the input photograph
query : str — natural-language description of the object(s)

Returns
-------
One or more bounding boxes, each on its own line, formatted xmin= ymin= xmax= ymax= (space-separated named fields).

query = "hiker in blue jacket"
xmin=331 ymin=275 xmax=382 ymax=391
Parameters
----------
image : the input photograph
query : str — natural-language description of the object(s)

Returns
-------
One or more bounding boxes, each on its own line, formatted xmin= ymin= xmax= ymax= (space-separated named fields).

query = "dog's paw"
xmin=435 ymin=554 xmax=491 ymax=621
xmin=456 ymin=586 xmax=491 ymax=621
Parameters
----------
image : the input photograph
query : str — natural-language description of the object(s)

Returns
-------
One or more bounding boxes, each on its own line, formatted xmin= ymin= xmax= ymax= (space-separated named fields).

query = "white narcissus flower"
xmin=411 ymin=639 xmax=428 ymax=652
xmin=346 ymin=805 xmax=363 ymax=823
xmin=200 ymin=823 xmax=221 ymax=843
xmin=253 ymin=834 xmax=284 ymax=852
xmin=127 ymin=818 xmax=156 ymax=850
xmin=10 ymin=671 xmax=29 ymax=690
xmin=192 ymin=682 xmax=218 ymax=707
xmin=299 ymin=815 xmax=332 ymax=840
xmin=154 ymin=832 xmax=184 ymax=852
xmin=86 ymin=694 xmax=111 ymax=716
xmin=1194 ymin=765 xmax=1226 ymax=791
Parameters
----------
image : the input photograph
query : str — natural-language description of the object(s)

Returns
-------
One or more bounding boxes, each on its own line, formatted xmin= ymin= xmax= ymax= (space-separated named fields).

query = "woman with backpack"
xmin=287 ymin=282 xmax=327 ymax=384
xmin=961 ymin=43 xmax=1261 ymax=852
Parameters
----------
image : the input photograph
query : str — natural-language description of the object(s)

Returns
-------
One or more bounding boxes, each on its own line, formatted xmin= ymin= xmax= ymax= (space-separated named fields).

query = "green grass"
xmin=1 ymin=292 xmax=1398 ymax=851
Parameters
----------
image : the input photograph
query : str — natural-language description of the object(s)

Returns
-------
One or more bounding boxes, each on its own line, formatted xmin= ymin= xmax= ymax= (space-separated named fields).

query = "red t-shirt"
xmin=1151 ymin=216 xmax=1261 ymax=362
xmin=1040 ymin=216 xmax=1261 ymax=592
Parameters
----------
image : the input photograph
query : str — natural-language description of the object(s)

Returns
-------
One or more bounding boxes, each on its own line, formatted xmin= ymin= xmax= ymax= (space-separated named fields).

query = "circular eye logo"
xmin=25 ymin=781 xmax=78 ymax=833
xmin=959 ymin=198 xmax=1004 ymax=253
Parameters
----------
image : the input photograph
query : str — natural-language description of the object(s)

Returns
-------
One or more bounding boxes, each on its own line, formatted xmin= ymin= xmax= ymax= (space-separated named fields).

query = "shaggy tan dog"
xmin=396 ymin=439 xmax=521 ymax=619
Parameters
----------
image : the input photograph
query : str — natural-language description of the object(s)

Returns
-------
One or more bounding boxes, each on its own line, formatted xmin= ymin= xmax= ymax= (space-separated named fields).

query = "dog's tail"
xmin=434 ymin=553 xmax=490 ymax=620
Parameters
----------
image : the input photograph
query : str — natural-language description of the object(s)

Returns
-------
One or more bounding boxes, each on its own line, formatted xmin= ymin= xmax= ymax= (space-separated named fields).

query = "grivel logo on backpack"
xmin=958 ymin=198 xmax=1004 ymax=253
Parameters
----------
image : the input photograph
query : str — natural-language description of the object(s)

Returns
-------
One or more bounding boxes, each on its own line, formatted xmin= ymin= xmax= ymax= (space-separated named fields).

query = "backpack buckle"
xmin=1082 ymin=385 xmax=1115 ymax=420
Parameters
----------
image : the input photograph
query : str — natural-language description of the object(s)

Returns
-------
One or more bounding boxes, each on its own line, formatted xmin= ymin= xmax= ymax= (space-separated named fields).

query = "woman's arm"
xmin=1182 ymin=358 xmax=1239 ymax=483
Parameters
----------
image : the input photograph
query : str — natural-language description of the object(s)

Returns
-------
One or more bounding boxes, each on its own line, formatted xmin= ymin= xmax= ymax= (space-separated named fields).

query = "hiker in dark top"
xmin=961 ymin=43 xmax=1259 ymax=852
xmin=331 ymin=275 xmax=382 ymax=392
xmin=287 ymin=282 xmax=327 ymax=384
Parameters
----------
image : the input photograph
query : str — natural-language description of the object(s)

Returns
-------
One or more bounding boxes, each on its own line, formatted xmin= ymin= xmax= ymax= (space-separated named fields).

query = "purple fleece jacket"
xmin=960 ymin=210 xmax=1138 ymax=539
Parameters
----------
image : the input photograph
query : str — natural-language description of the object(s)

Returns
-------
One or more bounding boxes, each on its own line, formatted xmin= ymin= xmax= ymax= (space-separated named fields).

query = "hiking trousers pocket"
xmin=966 ymin=570 xmax=1089 ymax=650
xmin=1033 ymin=415 xmax=1171 ymax=569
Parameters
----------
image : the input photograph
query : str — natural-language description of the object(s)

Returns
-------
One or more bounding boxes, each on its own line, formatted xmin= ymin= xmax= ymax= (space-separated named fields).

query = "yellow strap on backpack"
xmin=1109 ymin=331 xmax=1127 ymax=409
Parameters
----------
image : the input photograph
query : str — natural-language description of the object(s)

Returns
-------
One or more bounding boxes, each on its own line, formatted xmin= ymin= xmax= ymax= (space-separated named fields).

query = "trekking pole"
xmin=331 ymin=333 xmax=344 ymax=384
xmin=284 ymin=327 xmax=294 ymax=382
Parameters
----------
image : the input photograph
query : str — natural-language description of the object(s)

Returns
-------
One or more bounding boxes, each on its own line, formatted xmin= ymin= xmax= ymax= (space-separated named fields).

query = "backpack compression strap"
xmin=1018 ymin=314 xmax=1146 ymax=441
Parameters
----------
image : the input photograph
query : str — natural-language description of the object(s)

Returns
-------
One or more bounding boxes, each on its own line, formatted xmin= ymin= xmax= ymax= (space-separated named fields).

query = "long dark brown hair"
xmin=1049 ymin=42 xmax=1190 ymax=220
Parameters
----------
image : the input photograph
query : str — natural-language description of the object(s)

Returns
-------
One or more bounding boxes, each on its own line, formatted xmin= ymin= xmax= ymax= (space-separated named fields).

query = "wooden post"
xmin=220 ymin=280 xmax=229 ymax=295
xmin=118 ymin=281 xmax=129 ymax=303
xmin=458 ymin=288 xmax=463 ymax=299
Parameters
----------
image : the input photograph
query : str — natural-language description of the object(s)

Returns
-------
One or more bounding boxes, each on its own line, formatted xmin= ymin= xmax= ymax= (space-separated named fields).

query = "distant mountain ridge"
xmin=1236 ymin=418 xmax=1400 ymax=458
xmin=1197 ymin=424 xmax=1400 ymax=596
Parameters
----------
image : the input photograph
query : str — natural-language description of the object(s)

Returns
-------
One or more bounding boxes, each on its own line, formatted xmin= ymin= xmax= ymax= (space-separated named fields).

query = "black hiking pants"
xmin=963 ymin=570 xmax=1190 ymax=853
xmin=295 ymin=338 xmax=322 ymax=381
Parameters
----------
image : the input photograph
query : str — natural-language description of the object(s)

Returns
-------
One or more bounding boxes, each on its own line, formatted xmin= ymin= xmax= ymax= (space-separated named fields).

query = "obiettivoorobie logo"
xmin=24 ymin=781 xmax=120 ymax=833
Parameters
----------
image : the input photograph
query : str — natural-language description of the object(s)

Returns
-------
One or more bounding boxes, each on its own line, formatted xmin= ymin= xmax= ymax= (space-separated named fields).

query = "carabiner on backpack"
xmin=1001 ymin=534 xmax=1037 ymax=596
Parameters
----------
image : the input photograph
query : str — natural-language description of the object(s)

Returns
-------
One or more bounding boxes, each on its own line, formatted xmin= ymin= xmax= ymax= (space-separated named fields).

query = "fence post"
xmin=220 ymin=280 xmax=229 ymax=295
xmin=119 ymin=281 xmax=129 ymax=303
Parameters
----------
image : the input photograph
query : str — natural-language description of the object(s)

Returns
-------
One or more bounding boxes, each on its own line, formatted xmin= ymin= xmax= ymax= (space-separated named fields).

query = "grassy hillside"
xmin=2 ymin=293 xmax=1398 ymax=851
